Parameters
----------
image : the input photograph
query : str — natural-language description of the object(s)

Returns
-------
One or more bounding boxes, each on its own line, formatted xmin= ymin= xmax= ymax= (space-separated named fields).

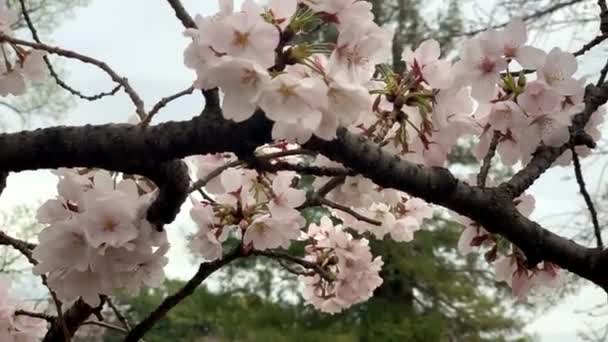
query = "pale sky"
xmin=1 ymin=1 xmax=607 ymax=341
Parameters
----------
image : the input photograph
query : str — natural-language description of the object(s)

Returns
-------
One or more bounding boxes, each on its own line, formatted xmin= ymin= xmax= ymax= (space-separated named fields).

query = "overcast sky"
xmin=1 ymin=1 xmax=607 ymax=341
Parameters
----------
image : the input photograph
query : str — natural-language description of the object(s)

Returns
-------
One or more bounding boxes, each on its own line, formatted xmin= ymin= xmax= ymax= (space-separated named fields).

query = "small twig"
xmin=256 ymin=161 xmax=355 ymax=177
xmin=188 ymin=149 xmax=316 ymax=194
xmin=15 ymin=310 xmax=55 ymax=322
xmin=477 ymin=131 xmax=501 ymax=188
xmin=48 ymin=288 xmax=70 ymax=342
xmin=165 ymin=0 xmax=196 ymax=29
xmin=315 ymin=176 xmax=346 ymax=199
xmin=141 ymin=86 xmax=195 ymax=126
xmin=276 ymin=258 xmax=316 ymax=277
xmin=163 ymin=0 xmax=220 ymax=108
xmin=0 ymin=34 xmax=146 ymax=120
xmin=319 ymin=198 xmax=382 ymax=226
xmin=571 ymin=145 xmax=603 ymax=249
xmin=0 ymin=230 xmax=36 ymax=264
xmin=573 ymin=35 xmax=607 ymax=56
xmin=253 ymin=250 xmax=336 ymax=281
xmin=107 ymin=298 xmax=132 ymax=332
xmin=17 ymin=0 xmax=124 ymax=102
xmin=82 ymin=320 xmax=128 ymax=334
xmin=598 ymin=59 xmax=608 ymax=86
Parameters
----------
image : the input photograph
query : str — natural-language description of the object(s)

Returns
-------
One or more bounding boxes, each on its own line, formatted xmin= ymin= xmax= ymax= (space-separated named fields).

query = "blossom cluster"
xmin=0 ymin=277 xmax=46 ymax=342
xmin=300 ymin=216 xmax=383 ymax=314
xmin=184 ymin=0 xmax=385 ymax=143
xmin=189 ymin=149 xmax=432 ymax=312
xmin=0 ymin=3 xmax=47 ymax=96
xmin=33 ymin=170 xmax=169 ymax=306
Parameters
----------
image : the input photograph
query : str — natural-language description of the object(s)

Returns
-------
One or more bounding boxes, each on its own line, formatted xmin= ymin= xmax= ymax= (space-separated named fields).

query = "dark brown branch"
xmin=0 ymin=34 xmax=146 ymax=120
xmin=82 ymin=320 xmax=128 ymax=334
xmin=573 ymin=34 xmax=607 ymax=56
xmin=124 ymin=248 xmax=242 ymax=342
xmin=43 ymin=298 xmax=105 ymax=342
xmin=188 ymin=149 xmax=316 ymax=194
xmin=107 ymin=298 xmax=132 ymax=332
xmin=3 ymin=81 xmax=608 ymax=296
xmin=502 ymin=82 xmax=608 ymax=198
xmin=0 ymin=230 xmax=36 ymax=264
xmin=571 ymin=144 xmax=603 ymax=249
xmin=163 ymin=0 xmax=220 ymax=107
xmin=255 ymin=161 xmax=354 ymax=177
xmin=253 ymin=250 xmax=336 ymax=281
xmin=15 ymin=310 xmax=54 ymax=322
xmin=318 ymin=197 xmax=382 ymax=226
xmin=144 ymin=160 xmax=190 ymax=229
xmin=141 ymin=86 xmax=195 ymax=126
xmin=17 ymin=0 xmax=124 ymax=102
xmin=477 ymin=131 xmax=500 ymax=188
xmin=164 ymin=0 xmax=196 ymax=29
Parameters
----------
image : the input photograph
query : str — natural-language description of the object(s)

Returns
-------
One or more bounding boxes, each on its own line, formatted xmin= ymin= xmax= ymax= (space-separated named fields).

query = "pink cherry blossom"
xmin=329 ymin=22 xmax=393 ymax=84
xmin=498 ymin=17 xmax=546 ymax=69
xmin=269 ymin=171 xmax=306 ymax=219
xmin=207 ymin=0 xmax=280 ymax=68
xmin=537 ymin=47 xmax=580 ymax=96
xmin=243 ymin=214 xmax=302 ymax=250
xmin=518 ymin=81 xmax=562 ymax=116
xmin=402 ymin=39 xmax=453 ymax=89
xmin=454 ymin=32 xmax=507 ymax=102
xmin=189 ymin=203 xmax=228 ymax=261
xmin=204 ymin=56 xmax=270 ymax=122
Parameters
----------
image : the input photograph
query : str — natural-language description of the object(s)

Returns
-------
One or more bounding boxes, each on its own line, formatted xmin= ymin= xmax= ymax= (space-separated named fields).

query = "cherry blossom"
xmin=453 ymin=32 xmax=507 ymax=102
xmin=268 ymin=171 xmax=306 ymax=219
xmin=497 ymin=17 xmax=546 ymax=69
xmin=402 ymin=39 xmax=453 ymax=89
xmin=537 ymin=47 xmax=580 ymax=96
xmin=204 ymin=56 xmax=270 ymax=122
xmin=206 ymin=0 xmax=280 ymax=68
xmin=34 ymin=170 xmax=169 ymax=306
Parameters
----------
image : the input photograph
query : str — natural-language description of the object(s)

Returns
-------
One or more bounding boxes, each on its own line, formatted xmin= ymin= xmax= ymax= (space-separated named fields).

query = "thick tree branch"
xmin=1 ymin=80 xmax=608 ymax=304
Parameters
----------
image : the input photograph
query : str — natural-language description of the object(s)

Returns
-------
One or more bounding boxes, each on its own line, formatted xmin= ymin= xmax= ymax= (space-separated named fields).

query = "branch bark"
xmin=124 ymin=248 xmax=242 ymax=342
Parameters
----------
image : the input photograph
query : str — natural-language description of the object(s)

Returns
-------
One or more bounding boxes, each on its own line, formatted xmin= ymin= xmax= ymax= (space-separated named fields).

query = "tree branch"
xmin=477 ymin=131 xmax=500 ymax=188
xmin=43 ymin=298 xmax=105 ymax=342
xmin=141 ymin=86 xmax=195 ymax=126
xmin=164 ymin=0 xmax=196 ymax=29
xmin=17 ymin=0 xmax=124 ymax=102
xmin=253 ymin=250 xmax=336 ymax=282
xmin=0 ymin=33 xmax=146 ymax=120
xmin=501 ymin=82 xmax=608 ymax=198
xmin=571 ymin=144 xmax=603 ymax=249
xmin=123 ymin=248 xmax=242 ymax=342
